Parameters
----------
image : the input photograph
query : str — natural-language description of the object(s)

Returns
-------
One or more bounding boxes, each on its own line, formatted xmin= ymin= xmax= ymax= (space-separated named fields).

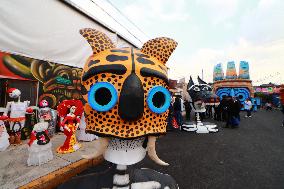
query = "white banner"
xmin=0 ymin=0 xmax=130 ymax=68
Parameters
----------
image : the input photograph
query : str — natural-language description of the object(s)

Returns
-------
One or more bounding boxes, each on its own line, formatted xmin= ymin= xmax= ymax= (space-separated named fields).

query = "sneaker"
xmin=249 ymin=116 xmax=252 ymax=118
xmin=245 ymin=116 xmax=248 ymax=118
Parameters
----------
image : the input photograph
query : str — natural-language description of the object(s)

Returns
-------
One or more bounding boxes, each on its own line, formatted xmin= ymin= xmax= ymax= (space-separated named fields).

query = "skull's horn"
xmin=197 ymin=76 xmax=207 ymax=84
xmin=187 ymin=76 xmax=195 ymax=90
xmin=82 ymin=137 xmax=109 ymax=159
xmin=147 ymin=136 xmax=169 ymax=166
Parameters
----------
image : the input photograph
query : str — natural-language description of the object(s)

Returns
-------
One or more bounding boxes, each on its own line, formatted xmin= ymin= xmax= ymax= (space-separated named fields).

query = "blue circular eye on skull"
xmin=88 ymin=82 xmax=118 ymax=112
xmin=147 ymin=86 xmax=171 ymax=114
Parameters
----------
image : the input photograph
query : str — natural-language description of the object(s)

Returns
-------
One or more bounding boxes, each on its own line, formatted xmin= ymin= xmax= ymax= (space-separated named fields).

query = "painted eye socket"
xmin=88 ymin=82 xmax=118 ymax=112
xmin=203 ymin=86 xmax=211 ymax=91
xmin=193 ymin=86 xmax=200 ymax=91
xmin=147 ymin=86 xmax=171 ymax=114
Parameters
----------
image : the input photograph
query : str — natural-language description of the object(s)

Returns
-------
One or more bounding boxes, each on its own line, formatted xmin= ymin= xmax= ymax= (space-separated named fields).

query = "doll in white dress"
xmin=77 ymin=113 xmax=98 ymax=142
xmin=27 ymin=121 xmax=53 ymax=166
xmin=0 ymin=118 xmax=10 ymax=151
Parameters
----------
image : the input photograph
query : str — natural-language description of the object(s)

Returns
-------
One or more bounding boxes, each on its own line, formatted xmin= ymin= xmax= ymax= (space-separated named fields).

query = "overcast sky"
xmin=110 ymin=0 xmax=284 ymax=85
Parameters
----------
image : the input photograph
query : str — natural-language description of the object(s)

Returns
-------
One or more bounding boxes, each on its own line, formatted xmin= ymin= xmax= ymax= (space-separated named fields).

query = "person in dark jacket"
xmin=220 ymin=96 xmax=229 ymax=122
xmin=214 ymin=104 xmax=221 ymax=121
xmin=184 ymin=100 xmax=191 ymax=121
xmin=225 ymin=96 xmax=234 ymax=127
xmin=167 ymin=96 xmax=175 ymax=131
xmin=173 ymin=96 xmax=183 ymax=127
xmin=232 ymin=97 xmax=242 ymax=121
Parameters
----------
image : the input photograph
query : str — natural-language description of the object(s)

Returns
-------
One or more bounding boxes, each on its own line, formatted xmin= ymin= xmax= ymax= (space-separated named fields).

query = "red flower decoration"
xmin=26 ymin=107 xmax=34 ymax=113
xmin=57 ymin=100 xmax=84 ymax=117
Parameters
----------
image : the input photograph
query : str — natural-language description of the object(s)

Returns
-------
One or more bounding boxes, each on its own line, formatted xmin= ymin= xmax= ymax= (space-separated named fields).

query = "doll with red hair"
xmin=56 ymin=100 xmax=83 ymax=154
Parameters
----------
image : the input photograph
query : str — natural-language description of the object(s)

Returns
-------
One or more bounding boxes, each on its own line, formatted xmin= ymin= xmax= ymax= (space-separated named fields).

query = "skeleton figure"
xmin=59 ymin=28 xmax=178 ymax=189
xmin=3 ymin=88 xmax=30 ymax=144
xmin=183 ymin=76 xmax=218 ymax=133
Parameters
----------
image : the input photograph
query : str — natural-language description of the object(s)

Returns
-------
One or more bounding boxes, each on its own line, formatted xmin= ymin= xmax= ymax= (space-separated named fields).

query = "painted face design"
xmin=187 ymin=76 xmax=213 ymax=103
xmin=69 ymin=106 xmax=76 ymax=114
xmin=80 ymin=29 xmax=177 ymax=139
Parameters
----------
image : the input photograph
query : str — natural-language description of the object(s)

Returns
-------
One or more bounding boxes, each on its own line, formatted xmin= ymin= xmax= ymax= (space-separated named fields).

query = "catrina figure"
xmin=59 ymin=29 xmax=178 ymax=189
xmin=56 ymin=100 xmax=83 ymax=154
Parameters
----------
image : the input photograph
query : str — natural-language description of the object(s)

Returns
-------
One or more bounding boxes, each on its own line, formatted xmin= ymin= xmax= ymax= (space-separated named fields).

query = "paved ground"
xmin=70 ymin=109 xmax=284 ymax=189
xmin=0 ymin=133 xmax=101 ymax=189
xmin=2 ymin=109 xmax=284 ymax=189
xmin=134 ymin=109 xmax=284 ymax=189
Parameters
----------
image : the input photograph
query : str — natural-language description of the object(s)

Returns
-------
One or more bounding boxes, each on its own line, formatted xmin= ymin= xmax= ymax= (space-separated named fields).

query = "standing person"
xmin=244 ymin=98 xmax=252 ymax=118
xmin=233 ymin=97 xmax=242 ymax=121
xmin=173 ymin=96 xmax=183 ymax=128
xmin=225 ymin=96 xmax=234 ymax=127
xmin=230 ymin=97 xmax=242 ymax=127
xmin=184 ymin=99 xmax=191 ymax=121
xmin=167 ymin=96 xmax=175 ymax=131
xmin=220 ymin=96 xmax=229 ymax=122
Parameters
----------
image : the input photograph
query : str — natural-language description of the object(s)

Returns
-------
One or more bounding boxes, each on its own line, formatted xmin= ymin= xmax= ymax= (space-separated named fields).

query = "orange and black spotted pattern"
xmin=79 ymin=28 xmax=115 ymax=55
xmin=141 ymin=38 xmax=178 ymax=65
xmin=80 ymin=28 xmax=177 ymax=139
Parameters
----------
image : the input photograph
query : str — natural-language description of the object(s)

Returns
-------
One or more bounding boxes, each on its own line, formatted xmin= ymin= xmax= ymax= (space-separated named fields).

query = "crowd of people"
xmin=167 ymin=94 xmax=257 ymax=130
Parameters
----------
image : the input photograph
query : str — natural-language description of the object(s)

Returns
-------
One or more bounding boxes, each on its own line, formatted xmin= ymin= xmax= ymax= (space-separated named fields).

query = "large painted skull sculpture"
xmin=79 ymin=28 xmax=178 ymax=188
xmin=187 ymin=76 xmax=213 ymax=112
xmin=80 ymin=28 xmax=177 ymax=162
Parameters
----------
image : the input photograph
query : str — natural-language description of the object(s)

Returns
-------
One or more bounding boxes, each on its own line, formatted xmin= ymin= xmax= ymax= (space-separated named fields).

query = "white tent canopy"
xmin=0 ymin=0 xmax=147 ymax=68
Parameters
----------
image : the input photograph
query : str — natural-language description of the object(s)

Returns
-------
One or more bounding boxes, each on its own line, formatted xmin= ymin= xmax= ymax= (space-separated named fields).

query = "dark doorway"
xmin=0 ymin=78 xmax=38 ymax=107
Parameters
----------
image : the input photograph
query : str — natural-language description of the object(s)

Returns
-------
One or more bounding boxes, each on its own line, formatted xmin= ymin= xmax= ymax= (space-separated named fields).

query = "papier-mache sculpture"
xmin=56 ymin=100 xmax=83 ymax=154
xmin=3 ymin=88 xmax=30 ymax=144
xmin=182 ymin=76 xmax=218 ymax=133
xmin=0 ymin=116 xmax=9 ymax=151
xmin=60 ymin=28 xmax=178 ymax=189
xmin=27 ymin=121 xmax=53 ymax=166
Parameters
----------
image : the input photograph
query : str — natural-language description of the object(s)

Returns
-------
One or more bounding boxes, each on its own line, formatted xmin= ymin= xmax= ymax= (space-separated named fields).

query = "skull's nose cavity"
xmin=118 ymin=73 xmax=144 ymax=121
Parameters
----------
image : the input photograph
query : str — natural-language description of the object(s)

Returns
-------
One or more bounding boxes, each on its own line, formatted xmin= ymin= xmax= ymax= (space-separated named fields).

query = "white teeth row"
xmin=52 ymin=90 xmax=72 ymax=98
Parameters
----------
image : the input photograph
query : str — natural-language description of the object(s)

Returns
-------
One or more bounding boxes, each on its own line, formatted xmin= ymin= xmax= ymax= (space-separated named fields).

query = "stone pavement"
xmin=132 ymin=109 xmax=284 ymax=189
xmin=0 ymin=132 xmax=99 ymax=189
